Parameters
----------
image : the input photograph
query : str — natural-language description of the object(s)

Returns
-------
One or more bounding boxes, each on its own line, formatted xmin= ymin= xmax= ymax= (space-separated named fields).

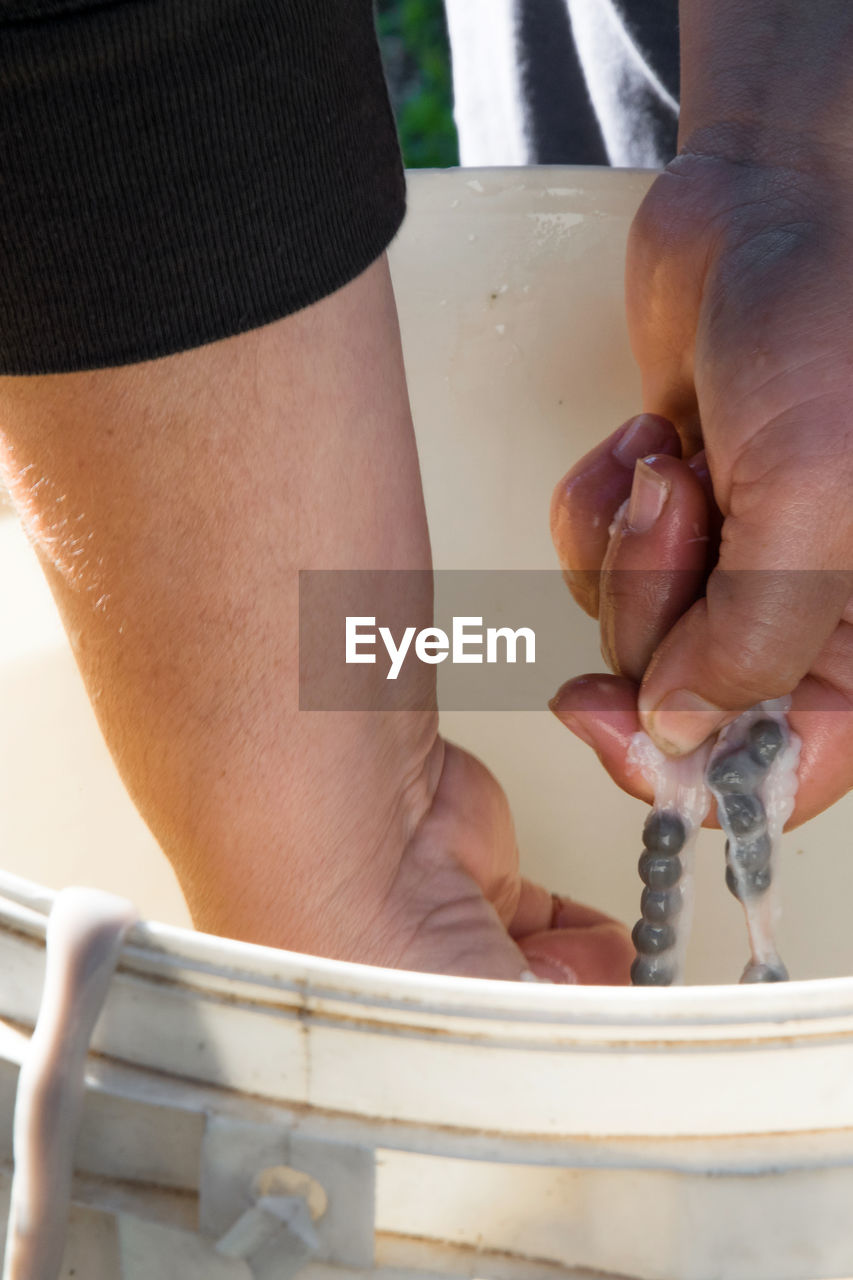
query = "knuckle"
xmin=703 ymin=607 xmax=802 ymax=703
xmin=628 ymin=158 xmax=717 ymax=263
xmin=566 ymin=569 xmax=600 ymax=619
xmin=627 ymin=177 xmax=680 ymax=269
xmin=630 ymin=149 xmax=826 ymax=302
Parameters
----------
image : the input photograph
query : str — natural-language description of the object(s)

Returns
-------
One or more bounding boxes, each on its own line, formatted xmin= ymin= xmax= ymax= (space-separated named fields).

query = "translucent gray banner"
xmin=301 ymin=569 xmax=607 ymax=710
xmin=299 ymin=568 xmax=852 ymax=711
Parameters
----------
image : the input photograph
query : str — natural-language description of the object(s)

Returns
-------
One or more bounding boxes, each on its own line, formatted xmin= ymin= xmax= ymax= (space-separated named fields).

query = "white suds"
xmin=2 ymin=888 xmax=137 ymax=1280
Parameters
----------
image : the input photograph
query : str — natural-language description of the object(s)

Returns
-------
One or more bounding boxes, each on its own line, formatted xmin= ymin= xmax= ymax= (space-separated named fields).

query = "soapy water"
xmin=708 ymin=699 xmax=800 ymax=983
xmin=628 ymin=733 xmax=713 ymax=985
xmin=1 ymin=888 xmax=136 ymax=1280
xmin=629 ymin=698 xmax=799 ymax=986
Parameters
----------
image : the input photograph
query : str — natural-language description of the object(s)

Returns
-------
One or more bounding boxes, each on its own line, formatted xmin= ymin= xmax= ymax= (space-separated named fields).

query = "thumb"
xmin=637 ymin=479 xmax=853 ymax=755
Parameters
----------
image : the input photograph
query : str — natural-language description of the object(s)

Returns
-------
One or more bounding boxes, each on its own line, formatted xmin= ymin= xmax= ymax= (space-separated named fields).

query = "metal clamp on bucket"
xmin=214 ymin=1166 xmax=325 ymax=1277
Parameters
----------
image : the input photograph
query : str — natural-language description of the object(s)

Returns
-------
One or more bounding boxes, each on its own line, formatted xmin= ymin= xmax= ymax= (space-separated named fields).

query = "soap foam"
xmin=2 ymin=887 xmax=136 ymax=1280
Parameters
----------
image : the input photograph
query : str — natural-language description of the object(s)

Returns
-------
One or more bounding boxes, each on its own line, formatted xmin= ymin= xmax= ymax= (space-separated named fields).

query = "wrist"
xmin=678 ymin=1 xmax=853 ymax=175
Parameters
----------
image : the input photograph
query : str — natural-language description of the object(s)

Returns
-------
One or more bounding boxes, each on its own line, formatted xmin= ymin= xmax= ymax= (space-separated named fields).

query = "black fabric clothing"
xmin=0 ymin=0 xmax=405 ymax=374
xmin=1 ymin=0 xmax=682 ymax=376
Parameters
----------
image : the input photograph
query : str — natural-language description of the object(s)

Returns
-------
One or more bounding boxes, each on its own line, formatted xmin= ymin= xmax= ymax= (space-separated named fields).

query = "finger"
xmin=638 ymin=565 xmax=853 ymax=757
xmin=509 ymin=882 xmax=628 ymax=938
xmin=551 ymin=894 xmax=627 ymax=930
xmin=550 ymin=414 xmax=680 ymax=617
xmin=548 ymin=652 xmax=853 ymax=831
xmin=785 ymin=620 xmax=853 ymax=823
xmin=549 ymin=675 xmax=721 ymax=827
xmin=510 ymin=884 xmax=633 ymax=984
xmin=626 ymin=169 xmax=708 ymax=449
xmin=548 ymin=674 xmax=652 ymax=804
xmin=636 ymin=428 xmax=853 ymax=755
xmin=687 ymin=449 xmax=723 ymax=565
xmin=507 ymin=877 xmax=556 ymax=937
xmin=786 ymin=688 xmax=853 ymax=823
xmin=600 ymin=455 xmax=710 ymax=680
xmin=519 ymin=921 xmax=634 ymax=985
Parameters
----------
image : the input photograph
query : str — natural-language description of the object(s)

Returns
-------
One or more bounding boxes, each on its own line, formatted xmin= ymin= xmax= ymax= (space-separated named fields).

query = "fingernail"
xmin=548 ymin=702 xmax=596 ymax=748
xmin=553 ymin=906 xmax=586 ymax=932
xmin=523 ymin=955 xmax=579 ymax=984
xmin=612 ymin=414 xmax=669 ymax=466
xmin=547 ymin=688 xmax=567 ymax=716
xmin=645 ymin=689 xmax=726 ymax=755
xmin=626 ymin=458 xmax=670 ymax=534
xmin=608 ymin=497 xmax=629 ymax=539
xmin=519 ymin=968 xmax=549 ymax=983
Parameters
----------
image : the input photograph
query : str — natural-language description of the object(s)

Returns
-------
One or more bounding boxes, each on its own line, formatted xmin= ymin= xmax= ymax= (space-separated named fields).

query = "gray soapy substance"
xmin=627 ymin=734 xmax=712 ymax=985
xmin=706 ymin=698 xmax=800 ymax=983
xmin=2 ymin=887 xmax=136 ymax=1280
xmin=629 ymin=698 xmax=800 ymax=986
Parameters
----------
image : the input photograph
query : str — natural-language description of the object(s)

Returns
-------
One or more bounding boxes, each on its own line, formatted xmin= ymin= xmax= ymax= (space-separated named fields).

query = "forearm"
xmin=678 ymin=0 xmax=853 ymax=163
xmin=0 ymin=256 xmax=439 ymax=957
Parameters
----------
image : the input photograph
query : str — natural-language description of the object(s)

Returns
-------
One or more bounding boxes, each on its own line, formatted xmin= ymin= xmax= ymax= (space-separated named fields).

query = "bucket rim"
xmin=1 ymin=867 xmax=851 ymax=1032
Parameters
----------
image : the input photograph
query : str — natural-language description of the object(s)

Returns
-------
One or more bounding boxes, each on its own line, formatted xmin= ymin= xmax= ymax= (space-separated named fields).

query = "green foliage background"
xmin=376 ymin=0 xmax=459 ymax=168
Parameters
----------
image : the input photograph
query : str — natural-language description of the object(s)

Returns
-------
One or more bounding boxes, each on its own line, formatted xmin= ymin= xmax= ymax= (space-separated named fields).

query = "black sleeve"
xmin=0 ymin=0 xmax=406 ymax=374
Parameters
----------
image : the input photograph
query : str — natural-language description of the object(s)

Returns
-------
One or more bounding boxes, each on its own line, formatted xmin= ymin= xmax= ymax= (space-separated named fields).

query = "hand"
xmin=622 ymin=142 xmax=853 ymax=769
xmin=545 ymin=5 xmax=853 ymax=824
xmin=550 ymin=405 xmax=853 ymax=827
xmin=0 ymin=257 xmax=631 ymax=985
xmin=377 ymin=736 xmax=632 ymax=983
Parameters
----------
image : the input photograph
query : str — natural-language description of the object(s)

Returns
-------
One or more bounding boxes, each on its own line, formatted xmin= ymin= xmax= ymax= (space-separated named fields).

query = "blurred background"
xmin=376 ymin=0 xmax=459 ymax=167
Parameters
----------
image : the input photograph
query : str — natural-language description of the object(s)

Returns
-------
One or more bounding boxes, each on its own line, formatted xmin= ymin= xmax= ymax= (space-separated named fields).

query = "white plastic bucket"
xmin=2 ymin=169 xmax=853 ymax=1279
